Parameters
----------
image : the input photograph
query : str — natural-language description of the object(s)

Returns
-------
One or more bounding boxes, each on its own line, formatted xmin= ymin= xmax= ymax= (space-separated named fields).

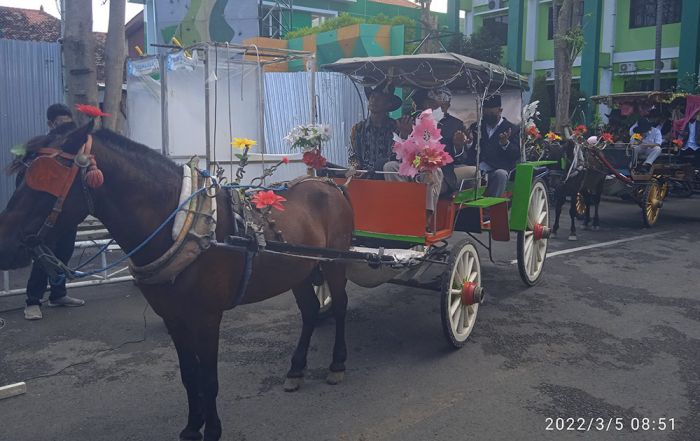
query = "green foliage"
xmin=284 ymin=13 xmax=417 ymax=41
xmin=446 ymin=27 xmax=503 ymax=65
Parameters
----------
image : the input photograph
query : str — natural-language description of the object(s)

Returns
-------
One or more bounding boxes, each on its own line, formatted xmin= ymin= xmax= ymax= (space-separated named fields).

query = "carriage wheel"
xmin=314 ymin=281 xmax=333 ymax=320
xmin=658 ymin=180 xmax=670 ymax=200
xmin=517 ymin=179 xmax=550 ymax=286
xmin=575 ymin=192 xmax=586 ymax=219
xmin=642 ymin=180 xmax=663 ymax=227
xmin=440 ymin=239 xmax=482 ymax=349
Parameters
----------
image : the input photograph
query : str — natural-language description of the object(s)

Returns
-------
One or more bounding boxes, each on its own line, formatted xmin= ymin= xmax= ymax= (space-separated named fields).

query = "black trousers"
xmin=25 ymin=229 xmax=78 ymax=306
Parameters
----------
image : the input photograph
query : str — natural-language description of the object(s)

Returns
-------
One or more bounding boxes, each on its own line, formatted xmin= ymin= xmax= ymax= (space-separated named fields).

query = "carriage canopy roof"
xmin=590 ymin=91 xmax=686 ymax=107
xmin=322 ymin=53 xmax=528 ymax=92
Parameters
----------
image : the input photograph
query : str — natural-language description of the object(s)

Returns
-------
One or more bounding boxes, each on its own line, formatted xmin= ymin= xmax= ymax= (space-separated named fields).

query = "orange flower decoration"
xmin=631 ymin=133 xmax=643 ymax=142
xmin=600 ymin=132 xmax=615 ymax=143
xmin=672 ymin=139 xmax=684 ymax=148
xmin=251 ymin=190 xmax=286 ymax=211
xmin=574 ymin=124 xmax=587 ymax=135
xmin=526 ymin=125 xmax=540 ymax=139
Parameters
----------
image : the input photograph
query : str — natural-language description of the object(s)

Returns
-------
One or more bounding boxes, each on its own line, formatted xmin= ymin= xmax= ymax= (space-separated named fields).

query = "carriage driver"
xmin=464 ymin=94 xmax=521 ymax=198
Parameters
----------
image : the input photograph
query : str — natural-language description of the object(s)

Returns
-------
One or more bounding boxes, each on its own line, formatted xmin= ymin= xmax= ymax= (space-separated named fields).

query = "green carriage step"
xmin=461 ymin=197 xmax=509 ymax=208
xmin=522 ymin=160 xmax=557 ymax=167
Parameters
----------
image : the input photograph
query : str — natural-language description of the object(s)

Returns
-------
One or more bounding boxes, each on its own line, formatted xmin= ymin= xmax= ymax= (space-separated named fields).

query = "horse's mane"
xmin=92 ymin=128 xmax=181 ymax=180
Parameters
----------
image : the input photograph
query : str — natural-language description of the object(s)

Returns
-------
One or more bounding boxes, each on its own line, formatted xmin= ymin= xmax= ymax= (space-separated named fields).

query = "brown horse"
xmin=0 ymin=122 xmax=354 ymax=441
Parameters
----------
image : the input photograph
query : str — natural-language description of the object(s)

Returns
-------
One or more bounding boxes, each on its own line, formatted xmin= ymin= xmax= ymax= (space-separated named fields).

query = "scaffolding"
xmin=259 ymin=0 xmax=293 ymax=38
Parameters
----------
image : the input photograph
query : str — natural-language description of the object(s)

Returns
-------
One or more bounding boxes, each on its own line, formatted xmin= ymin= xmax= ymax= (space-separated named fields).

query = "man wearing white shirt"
xmin=630 ymin=118 xmax=662 ymax=173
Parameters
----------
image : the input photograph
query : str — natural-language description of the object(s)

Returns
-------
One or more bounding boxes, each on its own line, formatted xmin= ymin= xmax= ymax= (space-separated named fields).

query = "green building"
xmin=454 ymin=0 xmax=700 ymax=113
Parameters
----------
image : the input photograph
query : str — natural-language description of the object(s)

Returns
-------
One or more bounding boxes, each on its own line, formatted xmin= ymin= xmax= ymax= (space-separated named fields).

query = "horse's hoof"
xmin=180 ymin=428 xmax=203 ymax=441
xmin=593 ymin=225 xmax=600 ymax=231
xmin=283 ymin=376 xmax=303 ymax=392
xmin=568 ymin=235 xmax=578 ymax=241
xmin=326 ymin=370 xmax=345 ymax=385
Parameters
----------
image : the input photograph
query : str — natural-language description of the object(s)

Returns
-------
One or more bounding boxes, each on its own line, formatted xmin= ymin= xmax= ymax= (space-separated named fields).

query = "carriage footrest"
xmin=461 ymin=197 xmax=509 ymax=208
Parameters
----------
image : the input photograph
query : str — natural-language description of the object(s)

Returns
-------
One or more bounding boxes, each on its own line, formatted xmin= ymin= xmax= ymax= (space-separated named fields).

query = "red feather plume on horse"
xmin=75 ymin=104 xmax=111 ymax=118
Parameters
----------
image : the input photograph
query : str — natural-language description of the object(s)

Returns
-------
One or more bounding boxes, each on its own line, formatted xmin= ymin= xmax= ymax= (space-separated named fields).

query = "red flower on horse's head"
xmin=251 ymin=190 xmax=286 ymax=211
xmin=281 ymin=156 xmax=289 ymax=164
xmin=574 ymin=124 xmax=587 ymax=135
xmin=75 ymin=104 xmax=111 ymax=118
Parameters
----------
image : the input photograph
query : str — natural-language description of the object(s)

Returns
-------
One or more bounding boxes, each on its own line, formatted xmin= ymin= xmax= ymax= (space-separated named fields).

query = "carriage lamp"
xmin=461 ymin=282 xmax=485 ymax=306
xmin=533 ymin=223 xmax=551 ymax=241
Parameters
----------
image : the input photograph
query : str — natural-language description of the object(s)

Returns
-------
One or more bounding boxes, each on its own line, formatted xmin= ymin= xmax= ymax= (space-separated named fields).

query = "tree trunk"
xmin=553 ymin=0 xmax=577 ymax=133
xmin=418 ymin=0 xmax=439 ymax=54
xmin=63 ymin=0 xmax=98 ymax=126
xmin=103 ymin=0 xmax=126 ymax=131
xmin=653 ymin=0 xmax=664 ymax=90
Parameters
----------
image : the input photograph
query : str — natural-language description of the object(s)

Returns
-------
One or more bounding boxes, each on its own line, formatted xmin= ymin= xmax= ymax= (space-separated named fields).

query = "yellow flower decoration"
xmin=545 ymin=131 xmax=562 ymax=142
xmin=231 ymin=138 xmax=257 ymax=149
xmin=631 ymin=133 xmax=642 ymax=141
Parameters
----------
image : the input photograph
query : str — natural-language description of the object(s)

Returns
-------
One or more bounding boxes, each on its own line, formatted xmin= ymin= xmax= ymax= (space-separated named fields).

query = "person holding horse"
xmin=15 ymin=104 xmax=85 ymax=320
xmin=464 ymin=94 xmax=521 ymax=198
xmin=629 ymin=117 xmax=662 ymax=173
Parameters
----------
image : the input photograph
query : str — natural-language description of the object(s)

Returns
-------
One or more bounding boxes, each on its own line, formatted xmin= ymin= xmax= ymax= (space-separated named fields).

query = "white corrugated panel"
xmin=264 ymin=72 xmax=367 ymax=166
xmin=0 ymin=39 xmax=64 ymax=209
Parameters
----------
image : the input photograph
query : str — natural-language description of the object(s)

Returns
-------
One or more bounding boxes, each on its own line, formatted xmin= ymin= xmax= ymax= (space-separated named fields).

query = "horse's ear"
xmin=61 ymin=120 xmax=94 ymax=154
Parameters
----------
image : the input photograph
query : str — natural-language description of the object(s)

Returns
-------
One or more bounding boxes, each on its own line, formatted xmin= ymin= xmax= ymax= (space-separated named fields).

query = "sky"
xmin=0 ymin=0 xmax=143 ymax=32
xmin=0 ymin=0 xmax=448 ymax=32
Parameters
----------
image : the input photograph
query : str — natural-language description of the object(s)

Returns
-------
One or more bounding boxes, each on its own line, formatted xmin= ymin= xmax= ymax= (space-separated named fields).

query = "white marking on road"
xmin=510 ymin=232 xmax=664 ymax=264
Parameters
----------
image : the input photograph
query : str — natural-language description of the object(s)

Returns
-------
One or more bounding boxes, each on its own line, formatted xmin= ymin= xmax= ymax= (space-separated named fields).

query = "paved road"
xmin=1 ymin=196 xmax=699 ymax=441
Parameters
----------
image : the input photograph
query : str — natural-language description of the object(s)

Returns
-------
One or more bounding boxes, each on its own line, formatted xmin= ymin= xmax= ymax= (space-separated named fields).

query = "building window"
xmin=547 ymin=4 xmax=584 ymax=40
xmin=482 ymin=14 xmax=508 ymax=46
xmin=260 ymin=6 xmax=282 ymax=38
xmin=624 ymin=77 xmax=677 ymax=92
xmin=311 ymin=14 xmax=328 ymax=28
xmin=629 ymin=0 xmax=682 ymax=29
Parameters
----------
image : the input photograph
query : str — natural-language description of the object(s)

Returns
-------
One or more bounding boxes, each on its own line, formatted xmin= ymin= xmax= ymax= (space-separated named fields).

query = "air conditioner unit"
xmin=544 ymin=69 xmax=555 ymax=80
xmin=488 ymin=0 xmax=506 ymax=9
xmin=660 ymin=59 xmax=672 ymax=71
xmin=619 ymin=62 xmax=637 ymax=73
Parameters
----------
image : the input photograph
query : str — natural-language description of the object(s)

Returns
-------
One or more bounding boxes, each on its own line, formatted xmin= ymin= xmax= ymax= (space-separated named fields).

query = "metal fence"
xmin=0 ymin=39 xmax=64 ymax=209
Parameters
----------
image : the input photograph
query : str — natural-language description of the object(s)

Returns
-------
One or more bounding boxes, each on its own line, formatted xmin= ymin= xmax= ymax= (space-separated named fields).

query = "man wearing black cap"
xmin=465 ymin=94 xmax=520 ymax=198
xmin=349 ymin=82 xmax=404 ymax=174
xmin=630 ymin=117 xmax=662 ymax=173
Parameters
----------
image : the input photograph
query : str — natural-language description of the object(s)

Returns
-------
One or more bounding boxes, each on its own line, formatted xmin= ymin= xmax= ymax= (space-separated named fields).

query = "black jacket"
xmin=438 ymin=113 xmax=470 ymax=192
xmin=467 ymin=117 xmax=521 ymax=171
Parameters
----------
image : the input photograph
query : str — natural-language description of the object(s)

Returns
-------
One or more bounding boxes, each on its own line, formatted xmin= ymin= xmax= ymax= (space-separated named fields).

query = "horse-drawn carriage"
xmin=589 ymin=91 xmax=698 ymax=226
xmin=312 ymin=53 xmax=555 ymax=346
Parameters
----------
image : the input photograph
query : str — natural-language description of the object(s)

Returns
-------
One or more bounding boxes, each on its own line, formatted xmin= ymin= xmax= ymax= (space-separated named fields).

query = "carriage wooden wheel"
xmin=642 ymin=179 xmax=663 ymax=227
xmin=517 ymin=179 xmax=550 ymax=286
xmin=441 ymin=239 xmax=482 ymax=348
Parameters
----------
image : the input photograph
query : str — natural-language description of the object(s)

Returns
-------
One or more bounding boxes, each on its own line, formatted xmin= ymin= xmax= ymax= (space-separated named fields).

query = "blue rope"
xmin=71 ymin=187 xmax=207 ymax=279
xmin=73 ymin=239 xmax=115 ymax=271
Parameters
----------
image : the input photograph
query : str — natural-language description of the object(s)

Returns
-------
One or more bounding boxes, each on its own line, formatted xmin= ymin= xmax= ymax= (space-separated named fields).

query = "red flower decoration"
xmin=525 ymin=125 xmax=540 ymax=139
xmin=75 ymin=104 xmax=111 ymax=117
xmin=302 ymin=149 xmax=327 ymax=169
xmin=600 ymin=132 xmax=615 ymax=143
xmin=281 ymin=156 xmax=289 ymax=164
xmin=574 ymin=124 xmax=587 ymax=135
xmin=251 ymin=190 xmax=286 ymax=211
xmin=672 ymin=138 xmax=684 ymax=148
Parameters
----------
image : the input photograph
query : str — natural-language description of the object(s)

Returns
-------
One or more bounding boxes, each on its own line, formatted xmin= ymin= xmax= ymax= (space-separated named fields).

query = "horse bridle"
xmin=22 ymin=135 xmax=97 ymax=246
